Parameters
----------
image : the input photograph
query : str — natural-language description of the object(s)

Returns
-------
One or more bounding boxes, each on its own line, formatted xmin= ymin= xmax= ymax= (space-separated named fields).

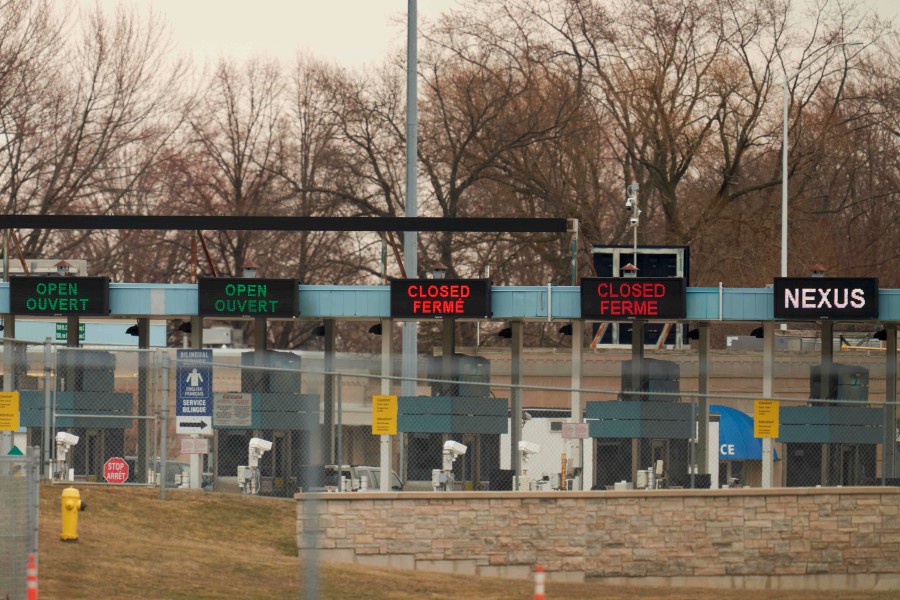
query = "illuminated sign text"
xmin=580 ymin=277 xmax=685 ymax=320
xmin=390 ymin=279 xmax=491 ymax=318
xmin=10 ymin=277 xmax=110 ymax=316
xmin=198 ymin=278 xmax=298 ymax=317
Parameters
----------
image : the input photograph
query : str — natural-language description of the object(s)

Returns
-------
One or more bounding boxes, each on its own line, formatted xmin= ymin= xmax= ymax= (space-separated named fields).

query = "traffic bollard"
xmin=534 ymin=564 xmax=545 ymax=600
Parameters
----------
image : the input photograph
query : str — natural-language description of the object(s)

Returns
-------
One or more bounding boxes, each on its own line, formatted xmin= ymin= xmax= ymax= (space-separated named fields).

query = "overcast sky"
xmin=83 ymin=0 xmax=896 ymax=69
xmin=84 ymin=0 xmax=459 ymax=69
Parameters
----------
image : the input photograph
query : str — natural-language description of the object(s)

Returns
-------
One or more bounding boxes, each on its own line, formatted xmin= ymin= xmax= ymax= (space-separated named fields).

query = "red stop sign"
xmin=104 ymin=457 xmax=129 ymax=484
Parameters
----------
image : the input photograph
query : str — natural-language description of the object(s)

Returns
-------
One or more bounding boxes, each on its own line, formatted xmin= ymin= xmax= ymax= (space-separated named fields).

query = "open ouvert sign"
xmin=10 ymin=276 xmax=110 ymax=316
xmin=198 ymin=278 xmax=299 ymax=318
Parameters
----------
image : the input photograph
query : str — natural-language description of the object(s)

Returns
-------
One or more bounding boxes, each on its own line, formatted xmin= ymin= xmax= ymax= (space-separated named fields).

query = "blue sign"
xmin=176 ymin=349 xmax=212 ymax=417
xmin=711 ymin=404 xmax=778 ymax=461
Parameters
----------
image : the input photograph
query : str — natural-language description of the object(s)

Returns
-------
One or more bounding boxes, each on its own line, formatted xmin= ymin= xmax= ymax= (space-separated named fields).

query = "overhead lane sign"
xmin=580 ymin=277 xmax=686 ymax=320
xmin=176 ymin=349 xmax=212 ymax=435
xmin=774 ymin=277 xmax=878 ymax=320
xmin=10 ymin=277 xmax=110 ymax=316
xmin=198 ymin=278 xmax=299 ymax=318
xmin=390 ymin=279 xmax=492 ymax=319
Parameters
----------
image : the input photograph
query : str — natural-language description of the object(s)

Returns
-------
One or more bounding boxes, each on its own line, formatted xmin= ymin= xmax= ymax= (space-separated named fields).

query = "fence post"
xmin=762 ymin=321 xmax=775 ymax=488
xmin=137 ymin=318 xmax=150 ymax=484
xmin=29 ymin=447 xmax=40 ymax=556
xmin=511 ymin=321 xmax=524 ymax=480
xmin=380 ymin=319 xmax=394 ymax=492
xmin=689 ymin=394 xmax=696 ymax=489
xmin=1 ymin=319 xmax=14 ymax=455
xmin=42 ymin=338 xmax=53 ymax=480
xmin=697 ymin=322 xmax=710 ymax=476
xmin=160 ymin=351 xmax=169 ymax=501
xmin=884 ymin=323 xmax=897 ymax=481
xmin=570 ymin=320 xmax=584 ymax=490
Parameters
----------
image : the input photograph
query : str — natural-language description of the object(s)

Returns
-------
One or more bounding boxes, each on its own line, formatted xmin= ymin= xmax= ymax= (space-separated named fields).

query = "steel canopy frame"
xmin=0 ymin=215 xmax=568 ymax=233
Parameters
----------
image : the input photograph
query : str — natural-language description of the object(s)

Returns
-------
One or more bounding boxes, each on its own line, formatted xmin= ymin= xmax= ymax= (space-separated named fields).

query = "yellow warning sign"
xmin=0 ymin=392 xmax=20 ymax=432
xmin=372 ymin=395 xmax=398 ymax=435
xmin=754 ymin=399 xmax=779 ymax=439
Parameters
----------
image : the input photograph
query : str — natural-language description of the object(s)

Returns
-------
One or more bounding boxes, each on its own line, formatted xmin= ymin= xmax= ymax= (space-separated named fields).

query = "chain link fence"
xmin=45 ymin=346 xmax=160 ymax=487
xmin=0 ymin=337 xmax=896 ymax=498
xmin=0 ymin=449 xmax=39 ymax=600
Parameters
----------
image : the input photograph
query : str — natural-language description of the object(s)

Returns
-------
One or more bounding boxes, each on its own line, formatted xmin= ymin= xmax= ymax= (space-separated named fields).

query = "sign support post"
xmin=380 ymin=320 xmax=394 ymax=492
xmin=511 ymin=321 xmax=523 ymax=479
xmin=755 ymin=398 xmax=780 ymax=490
xmin=762 ymin=321 xmax=776 ymax=488
xmin=697 ymin=322 xmax=710 ymax=476
xmin=570 ymin=320 xmax=584 ymax=490
xmin=1 ymin=315 xmax=13 ymax=456
xmin=819 ymin=320 xmax=834 ymax=487
xmin=884 ymin=323 xmax=898 ymax=480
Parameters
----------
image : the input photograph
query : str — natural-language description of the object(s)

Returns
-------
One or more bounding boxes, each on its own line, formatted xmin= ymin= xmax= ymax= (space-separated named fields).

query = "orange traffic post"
xmin=534 ymin=564 xmax=545 ymax=600
xmin=26 ymin=552 xmax=38 ymax=600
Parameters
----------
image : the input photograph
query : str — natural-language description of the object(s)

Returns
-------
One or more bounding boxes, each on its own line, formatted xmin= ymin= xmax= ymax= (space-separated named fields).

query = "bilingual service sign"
xmin=176 ymin=349 xmax=213 ymax=435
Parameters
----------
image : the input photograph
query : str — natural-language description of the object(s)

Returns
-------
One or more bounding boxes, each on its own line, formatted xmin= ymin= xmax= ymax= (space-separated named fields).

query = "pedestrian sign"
xmin=176 ymin=349 xmax=213 ymax=435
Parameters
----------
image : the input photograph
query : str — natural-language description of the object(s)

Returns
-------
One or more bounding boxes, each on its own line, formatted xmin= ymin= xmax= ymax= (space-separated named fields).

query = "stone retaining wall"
xmin=296 ymin=488 xmax=900 ymax=590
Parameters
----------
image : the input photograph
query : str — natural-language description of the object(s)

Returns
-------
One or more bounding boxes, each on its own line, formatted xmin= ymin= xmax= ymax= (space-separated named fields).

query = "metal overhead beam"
xmin=0 ymin=215 xmax=568 ymax=233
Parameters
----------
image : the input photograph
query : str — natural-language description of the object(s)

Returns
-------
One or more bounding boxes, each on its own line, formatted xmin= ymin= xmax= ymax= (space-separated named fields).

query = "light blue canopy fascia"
xmin=0 ymin=283 xmax=898 ymax=322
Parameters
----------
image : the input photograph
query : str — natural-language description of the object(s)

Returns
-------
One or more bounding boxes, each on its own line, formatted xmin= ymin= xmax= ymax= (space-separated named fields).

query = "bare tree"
xmin=181 ymin=57 xmax=285 ymax=276
xmin=410 ymin=7 xmax=580 ymax=279
xmin=3 ymin=4 xmax=187 ymax=266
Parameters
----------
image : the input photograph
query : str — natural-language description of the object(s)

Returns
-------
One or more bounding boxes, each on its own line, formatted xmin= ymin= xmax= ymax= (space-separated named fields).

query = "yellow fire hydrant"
xmin=61 ymin=487 xmax=86 ymax=542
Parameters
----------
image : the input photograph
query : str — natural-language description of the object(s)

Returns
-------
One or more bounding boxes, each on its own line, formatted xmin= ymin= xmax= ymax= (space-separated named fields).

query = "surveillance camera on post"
xmin=249 ymin=437 xmax=272 ymax=459
xmin=433 ymin=440 xmax=468 ymax=491
xmin=241 ymin=437 xmax=272 ymax=495
xmin=518 ymin=440 xmax=540 ymax=457
xmin=625 ymin=197 xmax=634 ymax=210
xmin=443 ymin=440 xmax=467 ymax=459
xmin=629 ymin=215 xmax=639 ymax=226
xmin=516 ymin=441 xmax=540 ymax=491
xmin=57 ymin=431 xmax=80 ymax=449
xmin=55 ymin=431 xmax=80 ymax=481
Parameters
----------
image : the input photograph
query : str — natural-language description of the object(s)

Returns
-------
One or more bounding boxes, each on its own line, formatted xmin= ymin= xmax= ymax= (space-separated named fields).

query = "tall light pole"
xmin=399 ymin=0 xmax=419 ymax=485
xmin=780 ymin=41 xmax=860 ymax=279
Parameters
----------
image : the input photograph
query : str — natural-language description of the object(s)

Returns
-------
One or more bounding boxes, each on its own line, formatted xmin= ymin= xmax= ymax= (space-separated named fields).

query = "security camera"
xmin=55 ymin=432 xmax=80 ymax=481
xmin=625 ymin=197 xmax=634 ymax=210
xmin=443 ymin=440 xmax=468 ymax=456
xmin=629 ymin=216 xmax=639 ymax=226
xmin=518 ymin=441 xmax=540 ymax=456
xmin=247 ymin=438 xmax=273 ymax=477
xmin=56 ymin=432 xmax=80 ymax=447
xmin=440 ymin=440 xmax=468 ymax=477
xmin=249 ymin=437 xmax=273 ymax=452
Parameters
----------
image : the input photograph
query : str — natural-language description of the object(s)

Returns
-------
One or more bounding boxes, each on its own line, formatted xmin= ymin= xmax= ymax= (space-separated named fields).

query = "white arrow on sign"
xmin=176 ymin=416 xmax=212 ymax=436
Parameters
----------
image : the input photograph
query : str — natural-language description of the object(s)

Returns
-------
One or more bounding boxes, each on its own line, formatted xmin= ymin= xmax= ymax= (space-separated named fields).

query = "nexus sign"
xmin=390 ymin=279 xmax=491 ymax=318
xmin=774 ymin=277 xmax=878 ymax=320
xmin=580 ymin=277 xmax=686 ymax=320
